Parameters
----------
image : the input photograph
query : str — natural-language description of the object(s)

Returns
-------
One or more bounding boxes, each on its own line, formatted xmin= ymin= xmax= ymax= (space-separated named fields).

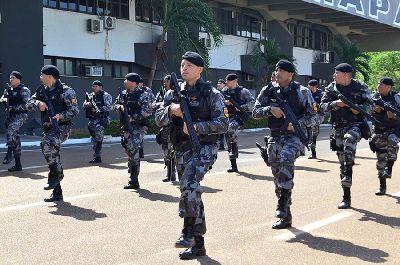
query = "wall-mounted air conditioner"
xmin=200 ymin=36 xmax=212 ymax=49
xmin=85 ymin=66 xmax=103 ymax=77
xmin=104 ymin=16 xmax=116 ymax=29
xmin=87 ymin=19 xmax=102 ymax=33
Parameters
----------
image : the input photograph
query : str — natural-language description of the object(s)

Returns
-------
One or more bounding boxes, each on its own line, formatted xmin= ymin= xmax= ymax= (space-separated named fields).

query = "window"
xmin=287 ymin=23 xmax=332 ymax=51
xmin=56 ymin=58 xmax=75 ymax=76
xmin=114 ymin=63 xmax=129 ymax=78
xmin=135 ymin=0 xmax=158 ymax=23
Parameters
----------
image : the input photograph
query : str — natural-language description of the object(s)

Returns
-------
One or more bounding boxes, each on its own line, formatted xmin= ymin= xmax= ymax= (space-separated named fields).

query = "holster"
xmin=359 ymin=121 xmax=371 ymax=140
xmin=330 ymin=134 xmax=337 ymax=151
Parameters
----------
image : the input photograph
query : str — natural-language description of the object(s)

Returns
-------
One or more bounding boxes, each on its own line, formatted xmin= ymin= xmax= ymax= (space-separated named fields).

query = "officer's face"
xmin=124 ymin=79 xmax=138 ymax=89
xmin=216 ymin=82 xmax=225 ymax=90
xmin=180 ymin=59 xmax=203 ymax=84
xmin=40 ymin=73 xmax=54 ymax=87
xmin=92 ymin=85 xmax=102 ymax=93
xmin=9 ymin=75 xmax=20 ymax=87
xmin=333 ymin=70 xmax=351 ymax=85
xmin=308 ymin=85 xmax=317 ymax=93
xmin=226 ymin=79 xmax=238 ymax=89
xmin=378 ymin=83 xmax=391 ymax=96
xmin=275 ymin=68 xmax=293 ymax=85
xmin=163 ymin=79 xmax=171 ymax=90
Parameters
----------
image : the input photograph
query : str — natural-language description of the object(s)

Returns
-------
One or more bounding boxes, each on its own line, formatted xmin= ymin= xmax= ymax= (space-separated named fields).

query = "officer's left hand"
xmin=350 ymin=108 xmax=360 ymax=115
xmin=183 ymin=122 xmax=196 ymax=135
xmin=224 ymin=100 xmax=232 ymax=106
xmin=52 ymin=114 xmax=60 ymax=122
xmin=387 ymin=111 xmax=395 ymax=119
xmin=287 ymin=122 xmax=295 ymax=132
xmin=169 ymin=103 xmax=183 ymax=117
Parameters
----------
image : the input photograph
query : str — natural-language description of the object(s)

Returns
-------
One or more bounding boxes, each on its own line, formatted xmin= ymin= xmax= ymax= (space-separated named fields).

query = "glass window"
xmin=65 ymin=59 xmax=74 ymax=75
xmin=59 ymin=0 xmax=68 ymax=9
xmin=56 ymin=59 xmax=65 ymax=74
xmin=68 ymin=0 xmax=77 ymax=11
xmin=79 ymin=0 xmax=87 ymax=12
xmin=44 ymin=57 xmax=53 ymax=65
xmin=49 ymin=0 xmax=56 ymax=8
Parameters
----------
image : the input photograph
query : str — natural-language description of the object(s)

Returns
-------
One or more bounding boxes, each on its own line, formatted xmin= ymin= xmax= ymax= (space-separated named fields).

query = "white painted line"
xmin=274 ymin=211 xmax=355 ymax=241
xmin=0 ymin=165 xmax=47 ymax=173
xmin=0 ymin=193 xmax=100 ymax=213
xmin=391 ymin=192 xmax=400 ymax=197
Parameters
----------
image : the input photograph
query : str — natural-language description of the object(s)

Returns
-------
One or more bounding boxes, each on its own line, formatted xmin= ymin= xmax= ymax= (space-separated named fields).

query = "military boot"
xmin=340 ymin=167 xmax=353 ymax=188
xmin=124 ymin=163 xmax=140 ymax=189
xmin=44 ymin=163 xmax=63 ymax=190
xmin=375 ymin=177 xmax=386 ymax=196
xmin=175 ymin=217 xmax=195 ymax=248
xmin=89 ymin=157 xmax=102 ymax=163
xmin=44 ymin=184 xmax=63 ymax=202
xmin=272 ymin=207 xmax=292 ymax=229
xmin=308 ymin=147 xmax=316 ymax=159
xmin=139 ymin=146 xmax=144 ymax=158
xmin=383 ymin=160 xmax=394 ymax=178
xmin=338 ymin=186 xmax=351 ymax=209
xmin=2 ymin=147 xmax=13 ymax=164
xmin=8 ymin=155 xmax=22 ymax=172
xmin=275 ymin=188 xmax=290 ymax=218
xmin=179 ymin=235 xmax=206 ymax=260
xmin=227 ymin=159 xmax=238 ymax=173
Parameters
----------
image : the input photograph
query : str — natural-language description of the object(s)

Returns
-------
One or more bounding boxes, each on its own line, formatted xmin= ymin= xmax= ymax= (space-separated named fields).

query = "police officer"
xmin=369 ymin=77 xmax=400 ymax=195
xmin=155 ymin=52 xmax=228 ymax=259
xmin=137 ymin=78 xmax=155 ymax=159
xmin=216 ymin=79 xmax=226 ymax=150
xmin=26 ymin=65 xmax=79 ymax=202
xmin=306 ymin=79 xmax=324 ymax=159
xmin=320 ymin=63 xmax=373 ymax=209
xmin=0 ymin=71 xmax=30 ymax=171
xmin=154 ymin=75 xmax=177 ymax=182
xmin=222 ymin=73 xmax=255 ymax=172
xmin=252 ymin=60 xmax=315 ymax=229
xmin=83 ymin=80 xmax=112 ymax=163
xmin=114 ymin=73 xmax=153 ymax=189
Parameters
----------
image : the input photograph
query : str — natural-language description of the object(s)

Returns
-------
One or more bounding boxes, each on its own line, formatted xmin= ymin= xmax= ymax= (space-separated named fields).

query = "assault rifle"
xmin=85 ymin=92 xmax=101 ymax=113
xmin=271 ymin=87 xmax=310 ymax=150
xmin=170 ymin=72 xmax=201 ymax=153
xmin=222 ymin=92 xmax=250 ymax=125
xmin=117 ymin=87 xmax=135 ymax=135
xmin=372 ymin=94 xmax=400 ymax=117
xmin=41 ymin=85 xmax=60 ymax=133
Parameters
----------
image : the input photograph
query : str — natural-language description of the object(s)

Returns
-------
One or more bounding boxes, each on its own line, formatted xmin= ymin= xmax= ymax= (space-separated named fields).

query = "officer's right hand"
xmin=374 ymin=105 xmax=383 ymax=113
xmin=270 ymin=106 xmax=285 ymax=118
xmin=224 ymin=100 xmax=232 ymax=106
xmin=169 ymin=103 xmax=183 ymax=118
xmin=39 ymin=102 xmax=48 ymax=112
xmin=335 ymin=100 xmax=347 ymax=108
xmin=84 ymin=102 xmax=92 ymax=108
xmin=116 ymin=104 xmax=124 ymax=112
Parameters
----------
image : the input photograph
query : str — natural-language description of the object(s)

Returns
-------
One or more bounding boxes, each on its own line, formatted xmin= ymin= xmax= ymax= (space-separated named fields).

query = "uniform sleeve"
xmin=320 ymin=84 xmax=339 ymax=113
xmin=131 ymin=90 xmax=153 ymax=121
xmin=102 ymin=92 xmax=113 ymax=112
xmin=14 ymin=87 xmax=31 ymax=112
xmin=26 ymin=90 xmax=43 ymax=112
xmin=360 ymin=84 xmax=373 ymax=113
xmin=240 ymin=88 xmax=255 ymax=112
xmin=252 ymin=86 xmax=271 ymax=119
xmin=154 ymin=90 xmax=174 ymax=127
xmin=58 ymin=87 xmax=79 ymax=121
xmin=300 ymin=86 xmax=315 ymax=114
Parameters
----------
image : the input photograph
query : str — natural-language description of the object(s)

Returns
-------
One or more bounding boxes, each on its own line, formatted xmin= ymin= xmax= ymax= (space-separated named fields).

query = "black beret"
xmin=125 ymin=73 xmax=141 ymax=83
xmin=217 ymin=79 xmax=226 ymax=84
xmin=10 ymin=71 xmax=22 ymax=80
xmin=275 ymin=59 xmax=296 ymax=73
xmin=226 ymin=73 xmax=238 ymax=81
xmin=41 ymin=65 xmax=60 ymax=79
xmin=164 ymin=75 xmax=171 ymax=81
xmin=379 ymin=77 xmax=394 ymax=86
xmin=92 ymin=80 xmax=103 ymax=86
xmin=335 ymin=63 xmax=353 ymax=73
xmin=139 ymin=77 xmax=144 ymax=83
xmin=308 ymin=79 xmax=318 ymax=86
xmin=182 ymin=51 xmax=204 ymax=67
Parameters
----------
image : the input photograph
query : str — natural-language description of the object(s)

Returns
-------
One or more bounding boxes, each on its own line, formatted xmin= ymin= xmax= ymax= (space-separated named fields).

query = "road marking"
xmin=0 ymin=193 xmax=100 ymax=213
xmin=274 ymin=211 xmax=355 ymax=240
xmin=0 ymin=165 xmax=47 ymax=173
xmin=391 ymin=191 xmax=400 ymax=197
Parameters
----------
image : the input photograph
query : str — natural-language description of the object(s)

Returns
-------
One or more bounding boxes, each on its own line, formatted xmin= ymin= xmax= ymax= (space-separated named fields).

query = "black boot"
xmin=308 ymin=147 xmax=316 ymax=159
xmin=90 ymin=142 xmax=102 ymax=163
xmin=179 ymin=235 xmax=206 ymax=260
xmin=272 ymin=207 xmax=292 ymax=229
xmin=89 ymin=157 xmax=102 ymax=163
xmin=139 ymin=146 xmax=144 ymax=158
xmin=124 ymin=163 xmax=140 ymax=189
xmin=338 ymin=186 xmax=351 ymax=209
xmin=8 ymin=155 xmax=22 ymax=172
xmin=340 ymin=167 xmax=353 ymax=188
xmin=383 ymin=160 xmax=394 ymax=178
xmin=175 ymin=217 xmax=195 ymax=248
xmin=375 ymin=177 xmax=386 ymax=196
xmin=162 ymin=161 xmax=175 ymax=182
xmin=44 ymin=163 xmax=63 ymax=190
xmin=275 ymin=188 xmax=290 ymax=218
xmin=227 ymin=159 xmax=238 ymax=173
xmin=44 ymin=184 xmax=63 ymax=202
xmin=2 ymin=147 xmax=13 ymax=164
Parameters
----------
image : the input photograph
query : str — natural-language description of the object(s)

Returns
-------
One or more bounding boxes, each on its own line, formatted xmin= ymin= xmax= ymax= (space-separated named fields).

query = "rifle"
xmin=85 ymin=92 xmax=101 ymax=113
xmin=372 ymin=94 xmax=400 ymax=117
xmin=270 ymin=87 xmax=310 ymax=150
xmin=170 ymin=72 xmax=201 ymax=153
xmin=165 ymin=145 xmax=175 ymax=181
xmin=41 ymin=85 xmax=60 ymax=133
xmin=0 ymin=84 xmax=11 ymax=123
xmin=222 ymin=91 xmax=250 ymax=125
xmin=328 ymin=83 xmax=381 ymax=125
xmin=117 ymin=87 xmax=135 ymax=135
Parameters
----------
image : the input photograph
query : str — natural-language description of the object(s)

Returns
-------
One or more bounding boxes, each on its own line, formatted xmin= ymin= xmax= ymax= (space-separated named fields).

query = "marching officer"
xmin=306 ymin=79 xmax=324 ymax=159
xmin=216 ymin=79 xmax=226 ymax=150
xmin=83 ymin=80 xmax=112 ymax=163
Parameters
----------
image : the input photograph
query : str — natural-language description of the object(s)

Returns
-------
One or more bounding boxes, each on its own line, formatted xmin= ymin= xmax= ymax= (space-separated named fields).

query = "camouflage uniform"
xmin=221 ymin=86 xmax=254 ymax=171
xmin=370 ymin=91 xmax=400 ymax=195
xmin=83 ymin=90 xmax=112 ymax=161
xmin=320 ymin=80 xmax=372 ymax=208
xmin=155 ymin=78 xmax=228 ymax=245
xmin=253 ymin=81 xmax=314 ymax=228
xmin=0 ymin=84 xmax=30 ymax=168
xmin=114 ymin=87 xmax=153 ymax=188
xmin=26 ymin=80 xmax=79 ymax=200
xmin=305 ymin=88 xmax=324 ymax=158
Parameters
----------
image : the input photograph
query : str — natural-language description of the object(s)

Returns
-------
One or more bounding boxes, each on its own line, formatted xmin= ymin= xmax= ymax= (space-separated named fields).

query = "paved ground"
xmin=0 ymin=127 xmax=399 ymax=265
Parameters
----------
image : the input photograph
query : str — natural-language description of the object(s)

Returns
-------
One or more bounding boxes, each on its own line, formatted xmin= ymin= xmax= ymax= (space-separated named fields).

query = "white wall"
xmin=293 ymin=47 xmax=321 ymax=76
xmin=43 ymin=7 xmax=162 ymax=62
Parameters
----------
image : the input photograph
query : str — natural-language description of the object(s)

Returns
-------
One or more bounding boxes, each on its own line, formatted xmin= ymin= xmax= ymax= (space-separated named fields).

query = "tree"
xmin=333 ymin=36 xmax=370 ymax=82
xmin=145 ymin=0 xmax=223 ymax=87
xmin=368 ymin=51 xmax=400 ymax=91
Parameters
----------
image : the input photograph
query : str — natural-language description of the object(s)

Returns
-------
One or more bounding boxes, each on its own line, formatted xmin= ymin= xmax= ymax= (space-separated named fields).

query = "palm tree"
xmin=333 ymin=36 xmax=370 ymax=82
xmin=145 ymin=0 xmax=223 ymax=87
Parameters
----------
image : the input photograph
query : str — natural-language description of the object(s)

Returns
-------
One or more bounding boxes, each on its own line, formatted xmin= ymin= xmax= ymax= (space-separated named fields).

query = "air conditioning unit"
xmin=87 ymin=18 xmax=102 ymax=33
xmin=244 ymin=73 xmax=255 ymax=82
xmin=200 ymin=36 xmax=212 ymax=49
xmin=85 ymin=66 xmax=103 ymax=77
xmin=104 ymin=16 xmax=116 ymax=29
xmin=319 ymin=52 xmax=327 ymax=63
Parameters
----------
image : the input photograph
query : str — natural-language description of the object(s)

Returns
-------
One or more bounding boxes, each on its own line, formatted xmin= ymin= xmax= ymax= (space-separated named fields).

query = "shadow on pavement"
xmin=136 ymin=188 xmax=180 ymax=203
xmin=202 ymin=186 xmax=223 ymax=193
xmin=355 ymin=155 xmax=376 ymax=161
xmin=295 ymin=166 xmax=330 ymax=173
xmin=238 ymin=150 xmax=256 ymax=155
xmin=97 ymin=163 xmax=127 ymax=170
xmin=385 ymin=194 xmax=400 ymax=204
xmin=142 ymin=158 xmax=165 ymax=165
xmin=237 ymin=171 xmax=274 ymax=181
xmin=49 ymin=201 xmax=107 ymax=221
xmin=0 ymin=169 xmax=46 ymax=180
xmin=315 ymin=158 xmax=340 ymax=164
xmin=196 ymin=255 xmax=221 ymax=265
xmin=287 ymin=229 xmax=388 ymax=263
xmin=352 ymin=207 xmax=400 ymax=228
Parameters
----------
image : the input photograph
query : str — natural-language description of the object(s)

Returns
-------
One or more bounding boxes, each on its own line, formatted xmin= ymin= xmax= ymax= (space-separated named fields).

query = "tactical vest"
xmin=37 ymin=83 xmax=68 ymax=126
xmin=86 ymin=91 xmax=108 ymax=120
xmin=266 ymin=82 xmax=305 ymax=131
xmin=372 ymin=91 xmax=400 ymax=132
xmin=122 ymin=87 xmax=148 ymax=126
xmin=7 ymin=84 xmax=27 ymax=115
xmin=225 ymin=86 xmax=246 ymax=115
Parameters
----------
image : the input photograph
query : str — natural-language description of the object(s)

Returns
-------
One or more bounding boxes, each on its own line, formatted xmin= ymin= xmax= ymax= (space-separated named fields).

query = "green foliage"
xmin=104 ymin=118 xmax=160 ymax=137
xmin=333 ymin=36 xmax=370 ymax=82
xmin=367 ymin=51 xmax=400 ymax=92
xmin=242 ymin=117 xmax=267 ymax=129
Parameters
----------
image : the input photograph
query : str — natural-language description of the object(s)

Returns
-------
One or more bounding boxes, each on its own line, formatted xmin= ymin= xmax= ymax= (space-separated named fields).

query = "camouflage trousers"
xmin=162 ymin=143 xmax=176 ymax=175
xmin=267 ymin=134 xmax=305 ymax=196
xmin=6 ymin=114 xmax=28 ymax=158
xmin=41 ymin=125 xmax=71 ymax=172
xmin=334 ymin=123 xmax=362 ymax=180
xmin=305 ymin=114 xmax=322 ymax=149
xmin=88 ymin=118 xmax=108 ymax=158
xmin=370 ymin=131 xmax=399 ymax=177
xmin=225 ymin=118 xmax=240 ymax=159
xmin=122 ymin=127 xmax=146 ymax=170
xmin=175 ymin=143 xmax=218 ymax=236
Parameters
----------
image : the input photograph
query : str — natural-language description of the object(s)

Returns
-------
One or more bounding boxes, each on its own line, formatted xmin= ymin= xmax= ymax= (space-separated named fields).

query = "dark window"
xmin=287 ymin=23 xmax=332 ymax=51
xmin=135 ymin=0 xmax=161 ymax=25
xmin=114 ymin=63 xmax=129 ymax=78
